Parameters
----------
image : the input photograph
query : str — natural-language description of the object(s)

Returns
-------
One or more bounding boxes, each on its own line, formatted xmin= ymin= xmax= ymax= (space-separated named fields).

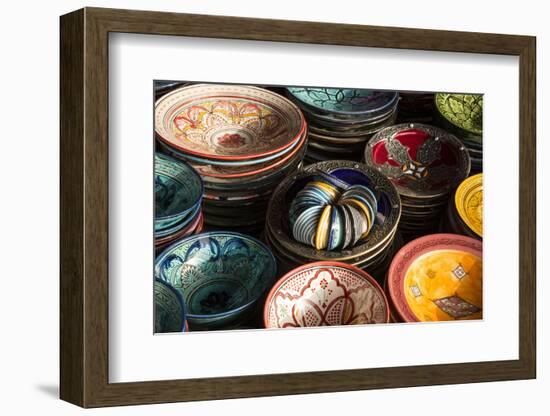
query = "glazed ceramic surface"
xmin=455 ymin=173 xmax=483 ymax=237
xmin=287 ymin=87 xmax=398 ymax=115
xmin=155 ymin=153 xmax=203 ymax=231
xmin=155 ymin=84 xmax=305 ymax=160
xmin=364 ymin=123 xmax=471 ymax=199
xmin=435 ymin=93 xmax=483 ymax=136
xmin=264 ymin=262 xmax=389 ymax=328
xmin=154 ymin=278 xmax=187 ymax=333
xmin=387 ymin=234 xmax=482 ymax=322
xmin=155 ymin=232 xmax=277 ymax=327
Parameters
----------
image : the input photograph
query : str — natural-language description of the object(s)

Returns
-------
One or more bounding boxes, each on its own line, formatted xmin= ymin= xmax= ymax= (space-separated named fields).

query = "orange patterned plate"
xmin=387 ymin=234 xmax=482 ymax=322
xmin=155 ymin=84 xmax=305 ymax=161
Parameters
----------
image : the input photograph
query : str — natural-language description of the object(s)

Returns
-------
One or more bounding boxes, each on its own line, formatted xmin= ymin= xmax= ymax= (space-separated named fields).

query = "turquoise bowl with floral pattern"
xmin=154 ymin=232 xmax=277 ymax=330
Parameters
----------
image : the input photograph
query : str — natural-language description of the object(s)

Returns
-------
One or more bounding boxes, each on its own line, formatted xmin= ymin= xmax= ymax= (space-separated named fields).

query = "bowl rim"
xmin=263 ymin=260 xmax=390 ymax=328
xmin=154 ymin=278 xmax=188 ymax=333
xmin=386 ymin=233 xmax=483 ymax=323
xmin=155 ymin=152 xmax=204 ymax=223
xmin=155 ymin=231 xmax=277 ymax=320
xmin=155 ymin=83 xmax=307 ymax=161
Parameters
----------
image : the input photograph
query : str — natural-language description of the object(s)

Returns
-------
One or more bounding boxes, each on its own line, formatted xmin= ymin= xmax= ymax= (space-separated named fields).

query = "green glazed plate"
xmin=435 ymin=93 xmax=483 ymax=136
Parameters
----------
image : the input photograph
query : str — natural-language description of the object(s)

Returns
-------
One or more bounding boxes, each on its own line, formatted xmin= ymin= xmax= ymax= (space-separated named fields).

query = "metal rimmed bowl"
xmin=264 ymin=261 xmax=389 ymax=328
xmin=154 ymin=232 xmax=277 ymax=330
xmin=387 ymin=233 xmax=482 ymax=322
xmin=154 ymin=278 xmax=188 ymax=333
xmin=265 ymin=161 xmax=401 ymax=279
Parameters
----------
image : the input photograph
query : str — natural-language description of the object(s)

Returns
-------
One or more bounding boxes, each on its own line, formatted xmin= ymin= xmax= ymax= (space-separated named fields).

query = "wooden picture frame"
xmin=60 ymin=7 xmax=536 ymax=408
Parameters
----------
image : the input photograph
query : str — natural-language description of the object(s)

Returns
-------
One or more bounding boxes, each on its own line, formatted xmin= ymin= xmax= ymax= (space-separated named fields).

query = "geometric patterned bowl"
xmin=264 ymin=261 xmax=389 ymax=328
xmin=155 ymin=232 xmax=277 ymax=330
xmin=387 ymin=233 xmax=482 ymax=322
xmin=154 ymin=278 xmax=187 ymax=333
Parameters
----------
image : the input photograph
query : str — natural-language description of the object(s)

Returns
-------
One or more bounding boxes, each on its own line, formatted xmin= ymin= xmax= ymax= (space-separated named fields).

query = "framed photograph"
xmin=60 ymin=7 xmax=536 ymax=408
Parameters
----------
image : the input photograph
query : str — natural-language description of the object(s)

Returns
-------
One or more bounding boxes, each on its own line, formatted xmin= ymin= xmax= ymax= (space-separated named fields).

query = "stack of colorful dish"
xmin=154 ymin=153 xmax=204 ymax=251
xmin=435 ymin=93 xmax=483 ymax=173
xmin=364 ymin=123 xmax=471 ymax=240
xmin=155 ymin=232 xmax=277 ymax=330
xmin=286 ymin=88 xmax=398 ymax=163
xmin=396 ymin=92 xmax=435 ymax=123
xmin=441 ymin=173 xmax=483 ymax=239
xmin=155 ymin=84 xmax=308 ymax=234
xmin=265 ymin=160 xmax=402 ymax=282
xmin=264 ymin=261 xmax=389 ymax=328
xmin=386 ymin=234 xmax=482 ymax=322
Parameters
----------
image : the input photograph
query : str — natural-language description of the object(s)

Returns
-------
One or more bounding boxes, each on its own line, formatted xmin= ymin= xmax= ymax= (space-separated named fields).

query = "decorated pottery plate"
xmin=154 ymin=232 xmax=277 ymax=328
xmin=387 ymin=234 xmax=482 ymax=322
xmin=364 ymin=123 xmax=471 ymax=199
xmin=455 ymin=173 xmax=483 ymax=237
xmin=155 ymin=153 xmax=203 ymax=231
xmin=435 ymin=93 xmax=483 ymax=136
xmin=154 ymin=278 xmax=187 ymax=333
xmin=264 ymin=261 xmax=389 ymax=328
xmin=155 ymin=84 xmax=306 ymax=161
xmin=287 ymin=87 xmax=398 ymax=115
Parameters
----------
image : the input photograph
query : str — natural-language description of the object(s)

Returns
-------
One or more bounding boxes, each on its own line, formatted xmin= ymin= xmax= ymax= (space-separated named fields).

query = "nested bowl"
xmin=154 ymin=152 xmax=203 ymax=232
xmin=264 ymin=261 xmax=389 ymax=328
xmin=155 ymin=232 xmax=277 ymax=330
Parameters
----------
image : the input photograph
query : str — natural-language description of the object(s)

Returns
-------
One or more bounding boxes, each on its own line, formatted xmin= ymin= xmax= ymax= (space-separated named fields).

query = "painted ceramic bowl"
xmin=155 ymin=232 xmax=277 ymax=329
xmin=155 ymin=84 xmax=306 ymax=161
xmin=364 ymin=123 xmax=471 ymax=199
xmin=289 ymin=173 xmax=378 ymax=251
xmin=154 ymin=278 xmax=188 ymax=333
xmin=264 ymin=261 xmax=389 ymax=328
xmin=287 ymin=87 xmax=398 ymax=116
xmin=155 ymin=153 xmax=203 ymax=232
xmin=266 ymin=161 xmax=401 ymax=263
xmin=435 ymin=93 xmax=483 ymax=136
xmin=455 ymin=173 xmax=483 ymax=237
xmin=387 ymin=234 xmax=482 ymax=322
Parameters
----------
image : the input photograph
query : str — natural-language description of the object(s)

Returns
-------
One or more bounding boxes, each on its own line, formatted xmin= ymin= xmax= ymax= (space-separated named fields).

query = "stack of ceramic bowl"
xmin=364 ymin=123 xmax=471 ymax=241
xmin=154 ymin=278 xmax=188 ymax=333
xmin=155 ymin=231 xmax=277 ymax=330
xmin=435 ymin=93 xmax=483 ymax=173
xmin=441 ymin=173 xmax=483 ymax=239
xmin=285 ymin=88 xmax=399 ymax=163
xmin=386 ymin=234 xmax=482 ymax=322
xmin=265 ymin=160 xmax=402 ymax=283
xmin=155 ymin=84 xmax=308 ymax=235
xmin=264 ymin=261 xmax=389 ymax=328
xmin=396 ymin=92 xmax=435 ymax=123
xmin=154 ymin=153 xmax=204 ymax=252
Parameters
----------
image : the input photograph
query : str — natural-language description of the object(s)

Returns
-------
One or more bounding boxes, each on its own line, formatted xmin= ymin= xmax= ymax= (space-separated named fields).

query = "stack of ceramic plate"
xmin=441 ymin=173 xmax=483 ymax=239
xmin=396 ymin=92 xmax=435 ymax=123
xmin=386 ymin=233 xmax=482 ymax=322
xmin=285 ymin=88 xmax=399 ymax=163
xmin=154 ymin=153 xmax=204 ymax=251
xmin=155 ymin=84 xmax=307 ymax=234
xmin=265 ymin=160 xmax=402 ymax=283
xmin=364 ymin=123 xmax=471 ymax=240
xmin=155 ymin=232 xmax=277 ymax=330
xmin=435 ymin=93 xmax=483 ymax=173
